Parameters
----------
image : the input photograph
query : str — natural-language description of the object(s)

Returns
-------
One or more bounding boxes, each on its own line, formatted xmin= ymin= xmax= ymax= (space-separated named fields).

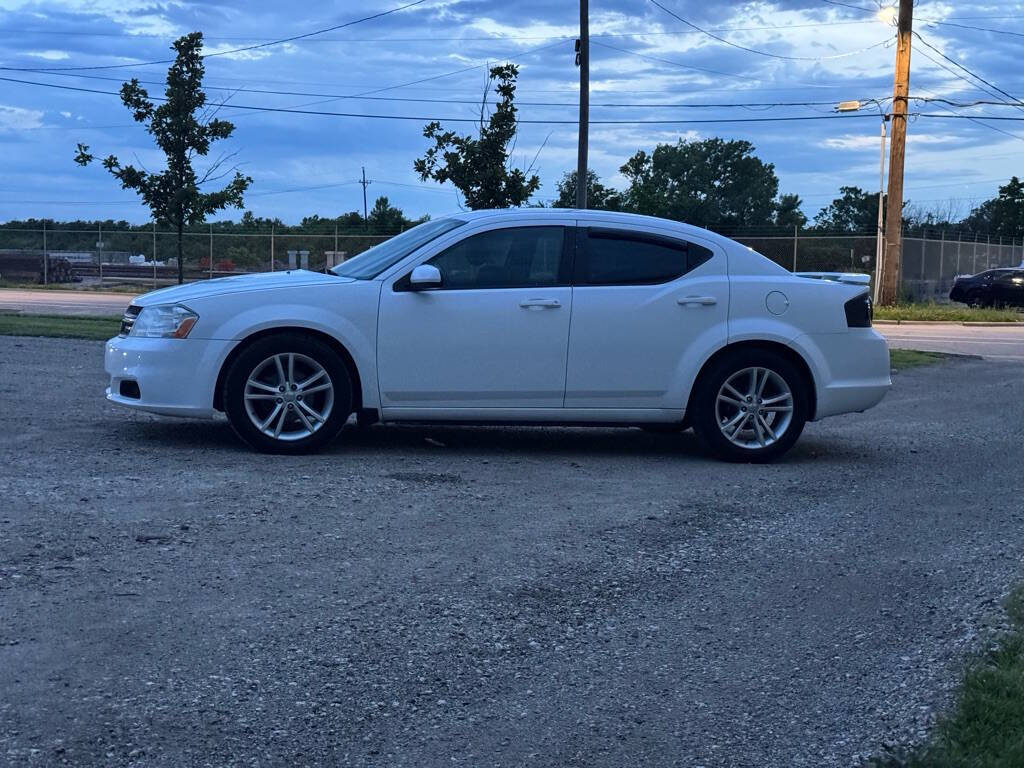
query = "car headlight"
xmin=129 ymin=304 xmax=199 ymax=338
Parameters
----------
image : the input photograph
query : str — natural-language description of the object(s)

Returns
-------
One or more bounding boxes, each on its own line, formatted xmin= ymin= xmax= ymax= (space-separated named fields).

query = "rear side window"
xmin=426 ymin=226 xmax=567 ymax=289
xmin=576 ymin=229 xmax=713 ymax=286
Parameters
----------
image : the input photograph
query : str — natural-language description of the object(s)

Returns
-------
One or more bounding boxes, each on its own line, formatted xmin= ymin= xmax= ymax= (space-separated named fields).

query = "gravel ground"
xmin=1 ymin=336 xmax=1022 ymax=768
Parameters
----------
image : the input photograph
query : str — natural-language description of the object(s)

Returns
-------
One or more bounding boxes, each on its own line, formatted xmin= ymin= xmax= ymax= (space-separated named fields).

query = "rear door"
xmin=563 ymin=225 xmax=728 ymax=409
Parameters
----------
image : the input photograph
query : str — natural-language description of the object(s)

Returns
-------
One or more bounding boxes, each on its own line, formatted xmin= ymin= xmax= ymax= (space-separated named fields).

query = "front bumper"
xmin=104 ymin=334 xmax=235 ymax=418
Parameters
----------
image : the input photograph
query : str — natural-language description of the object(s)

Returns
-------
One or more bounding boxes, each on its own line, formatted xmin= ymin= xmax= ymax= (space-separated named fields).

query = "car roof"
xmin=448 ymin=207 xmax=737 ymax=248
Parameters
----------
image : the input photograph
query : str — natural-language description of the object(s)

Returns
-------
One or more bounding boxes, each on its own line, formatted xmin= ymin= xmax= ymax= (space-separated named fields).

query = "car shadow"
xmin=116 ymin=416 xmax=842 ymax=463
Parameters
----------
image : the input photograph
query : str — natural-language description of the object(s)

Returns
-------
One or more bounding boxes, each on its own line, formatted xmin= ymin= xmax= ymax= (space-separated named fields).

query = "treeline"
xmin=548 ymin=138 xmax=1024 ymax=241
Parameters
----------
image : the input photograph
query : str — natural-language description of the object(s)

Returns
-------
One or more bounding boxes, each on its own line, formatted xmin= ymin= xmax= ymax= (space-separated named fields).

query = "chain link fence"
xmin=2 ymin=223 xmax=1022 ymax=301
xmin=0 ymin=225 xmax=394 ymax=288
xmin=723 ymin=228 xmax=1024 ymax=302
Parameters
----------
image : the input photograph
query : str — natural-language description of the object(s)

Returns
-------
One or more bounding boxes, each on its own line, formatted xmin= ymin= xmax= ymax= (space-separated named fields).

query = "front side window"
xmin=425 ymin=226 xmax=566 ymax=289
xmin=577 ymin=229 xmax=713 ymax=286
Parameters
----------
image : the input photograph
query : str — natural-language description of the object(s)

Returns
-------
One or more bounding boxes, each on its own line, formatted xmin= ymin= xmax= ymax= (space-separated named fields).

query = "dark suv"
xmin=949 ymin=268 xmax=1024 ymax=308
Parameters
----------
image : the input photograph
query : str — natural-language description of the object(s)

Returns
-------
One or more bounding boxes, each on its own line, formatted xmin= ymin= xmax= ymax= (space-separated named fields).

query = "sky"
xmin=0 ymin=0 xmax=1022 ymax=226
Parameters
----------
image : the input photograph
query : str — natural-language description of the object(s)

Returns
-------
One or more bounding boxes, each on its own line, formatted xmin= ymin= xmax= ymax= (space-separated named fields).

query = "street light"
xmin=836 ymin=98 xmax=888 ymax=305
xmin=876 ymin=6 xmax=899 ymax=26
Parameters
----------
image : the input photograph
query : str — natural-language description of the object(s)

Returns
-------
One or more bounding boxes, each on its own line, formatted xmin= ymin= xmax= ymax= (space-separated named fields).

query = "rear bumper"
xmin=104 ymin=335 xmax=234 ymax=418
xmin=794 ymin=329 xmax=892 ymax=420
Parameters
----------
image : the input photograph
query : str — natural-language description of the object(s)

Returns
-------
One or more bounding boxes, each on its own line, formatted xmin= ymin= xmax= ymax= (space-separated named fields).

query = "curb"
xmin=875 ymin=319 xmax=1024 ymax=327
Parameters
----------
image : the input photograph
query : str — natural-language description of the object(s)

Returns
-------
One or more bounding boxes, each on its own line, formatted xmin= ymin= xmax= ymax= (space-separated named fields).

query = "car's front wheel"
xmin=224 ymin=333 xmax=352 ymax=454
xmin=691 ymin=349 xmax=809 ymax=463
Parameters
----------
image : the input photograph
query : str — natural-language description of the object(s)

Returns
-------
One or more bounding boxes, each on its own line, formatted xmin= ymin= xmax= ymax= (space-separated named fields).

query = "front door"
xmin=564 ymin=226 xmax=729 ymax=409
xmin=377 ymin=224 xmax=573 ymax=410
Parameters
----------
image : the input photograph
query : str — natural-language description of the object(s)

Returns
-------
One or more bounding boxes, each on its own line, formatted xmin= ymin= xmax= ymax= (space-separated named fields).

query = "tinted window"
xmin=578 ymin=229 xmax=713 ymax=286
xmin=427 ymin=226 xmax=566 ymax=289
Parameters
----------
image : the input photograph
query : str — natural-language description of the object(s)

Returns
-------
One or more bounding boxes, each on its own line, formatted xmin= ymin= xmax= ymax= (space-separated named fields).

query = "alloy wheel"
xmin=715 ymin=366 xmax=794 ymax=449
xmin=243 ymin=353 xmax=334 ymax=441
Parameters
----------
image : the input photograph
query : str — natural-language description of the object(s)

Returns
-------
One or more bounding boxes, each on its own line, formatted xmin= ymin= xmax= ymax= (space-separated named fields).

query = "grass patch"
xmin=890 ymin=349 xmax=949 ymax=370
xmin=0 ymin=312 xmax=120 ymax=340
xmin=868 ymin=585 xmax=1024 ymax=768
xmin=875 ymin=302 xmax=1022 ymax=323
xmin=0 ymin=280 xmax=147 ymax=294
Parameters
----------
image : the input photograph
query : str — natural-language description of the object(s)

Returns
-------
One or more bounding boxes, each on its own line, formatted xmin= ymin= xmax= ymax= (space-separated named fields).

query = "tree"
xmin=414 ymin=64 xmax=539 ymax=209
xmin=552 ymin=170 xmax=622 ymax=211
xmin=962 ymin=176 xmax=1024 ymax=238
xmin=774 ymin=193 xmax=807 ymax=229
xmin=618 ymin=138 xmax=779 ymax=227
xmin=74 ymin=32 xmax=251 ymax=284
xmin=368 ymin=196 xmax=412 ymax=232
xmin=813 ymin=186 xmax=882 ymax=233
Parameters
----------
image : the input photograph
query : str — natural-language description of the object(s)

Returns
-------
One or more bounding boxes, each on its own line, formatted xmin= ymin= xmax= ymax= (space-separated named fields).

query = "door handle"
xmin=677 ymin=296 xmax=717 ymax=306
xmin=520 ymin=298 xmax=561 ymax=309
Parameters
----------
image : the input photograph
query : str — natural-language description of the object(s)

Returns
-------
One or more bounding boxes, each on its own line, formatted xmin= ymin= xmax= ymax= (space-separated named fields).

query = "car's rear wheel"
xmin=691 ymin=349 xmax=808 ymax=463
xmin=966 ymin=291 xmax=990 ymax=308
xmin=224 ymin=333 xmax=352 ymax=454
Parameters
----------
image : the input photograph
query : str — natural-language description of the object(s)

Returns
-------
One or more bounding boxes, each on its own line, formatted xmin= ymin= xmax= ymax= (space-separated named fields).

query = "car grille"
xmin=120 ymin=305 xmax=142 ymax=336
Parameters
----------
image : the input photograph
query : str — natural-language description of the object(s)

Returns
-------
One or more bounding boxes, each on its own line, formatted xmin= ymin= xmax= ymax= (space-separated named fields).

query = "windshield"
xmin=331 ymin=218 xmax=466 ymax=279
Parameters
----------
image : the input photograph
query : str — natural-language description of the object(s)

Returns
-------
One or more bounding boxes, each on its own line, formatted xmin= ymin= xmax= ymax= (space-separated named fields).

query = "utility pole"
xmin=879 ymin=0 xmax=913 ymax=306
xmin=575 ymin=0 xmax=589 ymax=209
xmin=359 ymin=167 xmax=372 ymax=229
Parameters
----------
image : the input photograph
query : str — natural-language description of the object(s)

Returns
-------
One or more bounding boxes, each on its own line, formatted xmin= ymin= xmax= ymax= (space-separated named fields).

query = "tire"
xmin=967 ymin=292 xmax=989 ymax=309
xmin=691 ymin=348 xmax=809 ymax=463
xmin=223 ymin=333 xmax=353 ymax=454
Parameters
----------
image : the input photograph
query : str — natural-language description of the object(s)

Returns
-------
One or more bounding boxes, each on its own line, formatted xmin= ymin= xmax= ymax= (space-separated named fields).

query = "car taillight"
xmin=844 ymin=293 xmax=872 ymax=328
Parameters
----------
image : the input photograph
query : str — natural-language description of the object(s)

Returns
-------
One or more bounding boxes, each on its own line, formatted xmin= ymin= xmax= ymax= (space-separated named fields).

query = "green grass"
xmin=890 ymin=349 xmax=949 ymax=369
xmin=0 ymin=312 xmax=121 ymax=340
xmin=0 ymin=280 xmax=147 ymax=293
xmin=868 ymin=586 xmax=1024 ymax=768
xmin=875 ymin=302 xmax=1022 ymax=323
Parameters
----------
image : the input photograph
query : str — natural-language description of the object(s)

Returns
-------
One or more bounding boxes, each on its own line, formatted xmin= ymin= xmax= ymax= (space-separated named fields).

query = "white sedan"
xmin=105 ymin=209 xmax=890 ymax=462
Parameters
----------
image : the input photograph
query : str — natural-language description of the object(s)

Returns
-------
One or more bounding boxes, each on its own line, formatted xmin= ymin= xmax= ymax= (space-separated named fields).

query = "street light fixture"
xmin=876 ymin=6 xmax=899 ymax=26
xmin=836 ymin=99 xmax=889 ymax=305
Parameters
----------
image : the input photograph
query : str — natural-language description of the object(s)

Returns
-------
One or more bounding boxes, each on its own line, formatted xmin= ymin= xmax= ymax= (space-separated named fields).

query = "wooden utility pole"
xmin=360 ymin=166 xmax=371 ymax=229
xmin=575 ymin=0 xmax=589 ymax=209
xmin=879 ymin=0 xmax=913 ymax=305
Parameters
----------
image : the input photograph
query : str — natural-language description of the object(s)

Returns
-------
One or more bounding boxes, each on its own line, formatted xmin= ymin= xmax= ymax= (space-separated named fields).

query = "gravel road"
xmin=2 ymin=336 xmax=1022 ymax=767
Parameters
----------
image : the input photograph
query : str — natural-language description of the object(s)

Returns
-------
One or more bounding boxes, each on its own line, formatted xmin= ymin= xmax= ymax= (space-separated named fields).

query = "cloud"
xmin=59 ymin=110 xmax=72 ymax=119
xmin=26 ymin=49 xmax=70 ymax=60
xmin=821 ymin=133 xmax=961 ymax=150
xmin=0 ymin=105 xmax=44 ymax=132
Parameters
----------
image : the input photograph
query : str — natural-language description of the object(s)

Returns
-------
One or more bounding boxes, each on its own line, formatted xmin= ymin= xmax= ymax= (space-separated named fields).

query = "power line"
xmin=913 ymin=32 xmax=1024 ymax=110
xmin=0 ymin=74 xmax=889 ymax=125
xmin=7 ymin=69 xmax=866 ymax=108
xmin=819 ymin=0 xmax=878 ymax=12
xmin=0 ymin=19 xmax=881 ymax=42
xmin=23 ymin=70 xmax=865 ymax=108
xmin=0 ymin=0 xmax=431 ymax=73
xmin=590 ymin=41 xmax=844 ymax=90
xmin=649 ymin=0 xmax=891 ymax=61
xmin=919 ymin=19 xmax=1024 ymax=39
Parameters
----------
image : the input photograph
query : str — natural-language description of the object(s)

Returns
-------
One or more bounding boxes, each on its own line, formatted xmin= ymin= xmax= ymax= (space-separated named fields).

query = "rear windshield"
xmin=331 ymin=218 xmax=466 ymax=279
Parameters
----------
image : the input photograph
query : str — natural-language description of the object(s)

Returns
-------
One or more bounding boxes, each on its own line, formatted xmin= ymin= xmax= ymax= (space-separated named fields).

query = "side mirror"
xmin=409 ymin=264 xmax=442 ymax=290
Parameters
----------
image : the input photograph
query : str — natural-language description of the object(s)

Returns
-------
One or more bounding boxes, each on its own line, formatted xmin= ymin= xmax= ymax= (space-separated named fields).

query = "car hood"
xmin=131 ymin=270 xmax=354 ymax=307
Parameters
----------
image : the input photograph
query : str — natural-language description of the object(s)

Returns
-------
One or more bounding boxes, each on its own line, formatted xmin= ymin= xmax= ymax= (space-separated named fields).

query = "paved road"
xmin=2 ymin=336 xmax=1024 ymax=767
xmin=878 ymin=322 xmax=1024 ymax=361
xmin=0 ymin=288 xmax=132 ymax=316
